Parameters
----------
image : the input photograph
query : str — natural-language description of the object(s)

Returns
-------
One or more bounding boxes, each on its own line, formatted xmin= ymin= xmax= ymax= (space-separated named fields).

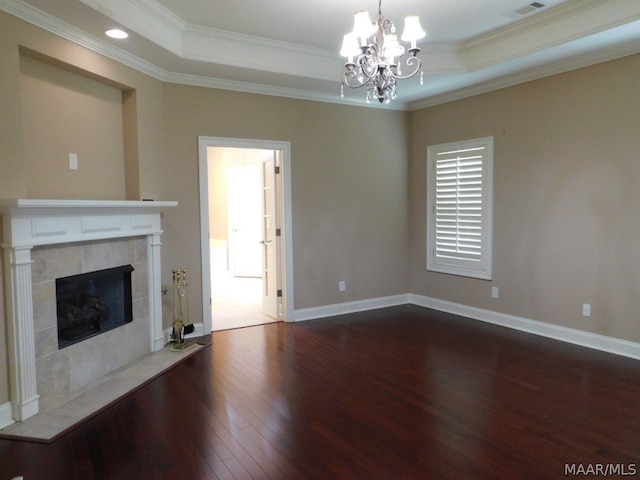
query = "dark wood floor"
xmin=1 ymin=305 xmax=639 ymax=479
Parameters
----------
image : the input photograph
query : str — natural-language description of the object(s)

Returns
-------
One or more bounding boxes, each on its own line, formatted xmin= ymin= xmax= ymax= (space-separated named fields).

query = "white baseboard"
xmin=409 ymin=294 xmax=640 ymax=361
xmin=291 ymin=293 xmax=640 ymax=360
xmin=0 ymin=401 xmax=14 ymax=429
xmin=293 ymin=294 xmax=411 ymax=322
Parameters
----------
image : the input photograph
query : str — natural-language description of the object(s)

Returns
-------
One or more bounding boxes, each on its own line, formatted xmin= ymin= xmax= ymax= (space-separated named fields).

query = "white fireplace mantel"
xmin=0 ymin=199 xmax=178 ymax=247
xmin=0 ymin=199 xmax=177 ymax=422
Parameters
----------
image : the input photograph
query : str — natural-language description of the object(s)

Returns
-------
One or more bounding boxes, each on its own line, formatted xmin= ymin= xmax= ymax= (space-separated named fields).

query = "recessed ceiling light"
xmin=105 ymin=29 xmax=128 ymax=39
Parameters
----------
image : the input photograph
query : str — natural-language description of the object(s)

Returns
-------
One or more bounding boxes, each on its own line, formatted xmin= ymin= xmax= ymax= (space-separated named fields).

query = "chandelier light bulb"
xmin=401 ymin=16 xmax=425 ymax=49
xmin=353 ymin=10 xmax=375 ymax=44
xmin=340 ymin=33 xmax=361 ymax=61
xmin=383 ymin=33 xmax=404 ymax=63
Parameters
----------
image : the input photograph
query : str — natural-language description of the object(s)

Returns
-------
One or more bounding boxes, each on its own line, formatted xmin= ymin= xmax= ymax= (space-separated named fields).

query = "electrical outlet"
xmin=339 ymin=281 xmax=346 ymax=292
xmin=492 ymin=286 xmax=499 ymax=299
xmin=582 ymin=303 xmax=591 ymax=317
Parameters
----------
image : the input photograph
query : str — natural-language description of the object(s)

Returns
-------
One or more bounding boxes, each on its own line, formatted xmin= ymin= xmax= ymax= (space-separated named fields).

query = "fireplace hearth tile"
xmin=32 ymin=239 xmax=150 ymax=408
xmin=99 ymin=329 xmax=129 ymax=376
xmin=81 ymin=238 xmax=135 ymax=272
xmin=133 ymin=237 xmax=147 ymax=263
xmin=35 ymin=350 xmax=70 ymax=401
xmin=32 ymin=280 xmax=56 ymax=333
xmin=127 ymin=302 xmax=150 ymax=361
xmin=132 ymin=263 xmax=148 ymax=299
xmin=34 ymin=327 xmax=57 ymax=358
xmin=0 ymin=343 xmax=206 ymax=442
xmin=47 ymin=244 xmax=82 ymax=279
xmin=30 ymin=248 xmax=48 ymax=283
xmin=68 ymin=337 xmax=108 ymax=391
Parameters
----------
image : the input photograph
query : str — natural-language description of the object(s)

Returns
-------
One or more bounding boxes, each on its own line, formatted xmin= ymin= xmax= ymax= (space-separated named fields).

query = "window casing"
xmin=427 ymin=137 xmax=493 ymax=280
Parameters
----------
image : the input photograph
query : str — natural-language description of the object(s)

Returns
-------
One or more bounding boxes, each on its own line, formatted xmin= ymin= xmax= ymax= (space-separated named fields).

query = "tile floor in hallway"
xmin=211 ymin=275 xmax=278 ymax=331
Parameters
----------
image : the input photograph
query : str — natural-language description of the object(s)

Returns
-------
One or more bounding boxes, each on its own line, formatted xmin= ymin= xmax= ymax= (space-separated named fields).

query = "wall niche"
xmin=19 ymin=47 xmax=139 ymax=200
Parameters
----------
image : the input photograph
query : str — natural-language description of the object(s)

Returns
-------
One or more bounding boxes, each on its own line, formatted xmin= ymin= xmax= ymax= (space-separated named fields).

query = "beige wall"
xmin=0 ymin=13 xmax=165 ymax=201
xmin=19 ymin=52 xmax=126 ymax=199
xmin=2 ymin=7 xmax=639 ymax=413
xmin=0 ymin=11 xmax=410 ymax=406
xmin=207 ymin=147 xmax=229 ymax=242
xmin=0 ymin=14 xmax=27 ymax=199
xmin=161 ymin=85 xmax=410 ymax=312
xmin=409 ymin=53 xmax=640 ymax=342
xmin=207 ymin=147 xmax=270 ymax=243
xmin=0 ymin=11 xmax=165 ymax=406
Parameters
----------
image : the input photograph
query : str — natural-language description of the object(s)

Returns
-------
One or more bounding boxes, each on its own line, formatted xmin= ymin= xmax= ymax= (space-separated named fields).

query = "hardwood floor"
xmin=1 ymin=305 xmax=639 ymax=479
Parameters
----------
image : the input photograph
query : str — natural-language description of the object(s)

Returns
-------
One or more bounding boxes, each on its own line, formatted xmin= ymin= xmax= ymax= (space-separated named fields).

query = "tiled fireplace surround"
xmin=33 ymin=238 xmax=148 ymax=411
xmin=0 ymin=199 xmax=176 ymax=423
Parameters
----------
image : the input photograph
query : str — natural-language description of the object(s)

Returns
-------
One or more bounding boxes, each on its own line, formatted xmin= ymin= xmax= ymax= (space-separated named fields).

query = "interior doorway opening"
xmin=198 ymin=137 xmax=293 ymax=333
xmin=209 ymin=147 xmax=277 ymax=331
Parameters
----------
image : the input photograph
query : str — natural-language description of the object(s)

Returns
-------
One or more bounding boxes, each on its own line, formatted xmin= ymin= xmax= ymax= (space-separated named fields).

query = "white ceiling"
xmin=3 ymin=0 xmax=640 ymax=110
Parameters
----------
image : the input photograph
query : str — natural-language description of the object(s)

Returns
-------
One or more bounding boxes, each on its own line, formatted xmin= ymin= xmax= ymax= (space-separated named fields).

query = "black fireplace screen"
xmin=56 ymin=265 xmax=134 ymax=349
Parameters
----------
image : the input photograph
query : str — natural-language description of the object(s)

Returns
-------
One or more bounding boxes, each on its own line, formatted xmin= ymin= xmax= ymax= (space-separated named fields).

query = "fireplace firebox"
xmin=56 ymin=265 xmax=134 ymax=349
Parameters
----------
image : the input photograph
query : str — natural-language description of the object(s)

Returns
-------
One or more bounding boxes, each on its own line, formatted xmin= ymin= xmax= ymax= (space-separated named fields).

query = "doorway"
xmin=198 ymin=137 xmax=293 ymax=333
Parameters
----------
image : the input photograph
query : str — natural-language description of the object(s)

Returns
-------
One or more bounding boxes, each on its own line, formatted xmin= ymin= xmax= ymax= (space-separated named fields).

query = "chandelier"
xmin=340 ymin=0 xmax=426 ymax=104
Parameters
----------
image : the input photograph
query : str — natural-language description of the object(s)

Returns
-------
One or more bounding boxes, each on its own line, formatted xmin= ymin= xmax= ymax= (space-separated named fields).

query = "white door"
xmin=228 ymin=166 xmax=262 ymax=278
xmin=261 ymin=152 xmax=280 ymax=319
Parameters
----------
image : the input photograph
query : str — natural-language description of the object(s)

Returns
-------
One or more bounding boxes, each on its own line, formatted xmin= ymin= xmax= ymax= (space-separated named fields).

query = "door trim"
xmin=198 ymin=136 xmax=294 ymax=333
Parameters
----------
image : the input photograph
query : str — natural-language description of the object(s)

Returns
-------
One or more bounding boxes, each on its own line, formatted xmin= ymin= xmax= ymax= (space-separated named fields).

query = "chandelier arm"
xmin=343 ymin=68 xmax=377 ymax=89
xmin=392 ymin=56 xmax=422 ymax=81
xmin=343 ymin=56 xmax=421 ymax=89
xmin=343 ymin=77 xmax=370 ymax=89
xmin=360 ymin=64 xmax=380 ymax=81
xmin=342 ymin=52 xmax=382 ymax=89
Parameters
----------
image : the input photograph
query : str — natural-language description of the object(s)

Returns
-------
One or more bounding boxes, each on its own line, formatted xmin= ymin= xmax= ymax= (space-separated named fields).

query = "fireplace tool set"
xmin=169 ymin=268 xmax=197 ymax=352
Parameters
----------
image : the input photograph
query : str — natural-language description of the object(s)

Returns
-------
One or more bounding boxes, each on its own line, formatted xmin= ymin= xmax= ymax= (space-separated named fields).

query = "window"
xmin=427 ymin=137 xmax=493 ymax=280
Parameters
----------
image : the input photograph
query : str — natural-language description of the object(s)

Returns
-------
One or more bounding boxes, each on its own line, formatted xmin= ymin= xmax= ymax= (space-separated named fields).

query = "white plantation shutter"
xmin=427 ymin=137 xmax=493 ymax=279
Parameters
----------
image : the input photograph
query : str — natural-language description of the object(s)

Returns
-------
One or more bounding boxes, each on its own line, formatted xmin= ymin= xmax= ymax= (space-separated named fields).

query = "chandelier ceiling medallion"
xmin=340 ymin=0 xmax=426 ymax=104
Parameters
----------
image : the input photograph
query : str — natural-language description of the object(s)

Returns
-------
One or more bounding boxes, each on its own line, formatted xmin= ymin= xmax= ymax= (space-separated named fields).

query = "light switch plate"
xmin=69 ymin=153 xmax=78 ymax=170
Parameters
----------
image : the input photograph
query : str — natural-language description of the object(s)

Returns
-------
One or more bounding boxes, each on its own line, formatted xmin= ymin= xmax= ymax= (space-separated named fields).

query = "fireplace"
xmin=0 ymin=199 xmax=177 ymax=423
xmin=56 ymin=265 xmax=134 ymax=349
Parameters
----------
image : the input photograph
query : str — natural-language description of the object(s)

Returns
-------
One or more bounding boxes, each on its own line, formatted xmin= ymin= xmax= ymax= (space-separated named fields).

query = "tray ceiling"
xmin=3 ymin=0 xmax=640 ymax=109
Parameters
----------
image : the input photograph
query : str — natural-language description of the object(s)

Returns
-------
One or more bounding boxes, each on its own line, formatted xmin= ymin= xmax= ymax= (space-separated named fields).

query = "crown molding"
xmin=165 ymin=71 xmax=407 ymax=110
xmin=69 ymin=0 xmax=640 ymax=87
xmin=80 ymin=0 xmax=342 ymax=80
xmin=462 ymin=0 xmax=640 ymax=70
xmin=1 ymin=0 xmax=168 ymax=81
xmin=2 ymin=0 xmax=640 ymax=113
xmin=0 ymin=0 xmax=402 ymax=109
xmin=408 ymin=35 xmax=640 ymax=111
